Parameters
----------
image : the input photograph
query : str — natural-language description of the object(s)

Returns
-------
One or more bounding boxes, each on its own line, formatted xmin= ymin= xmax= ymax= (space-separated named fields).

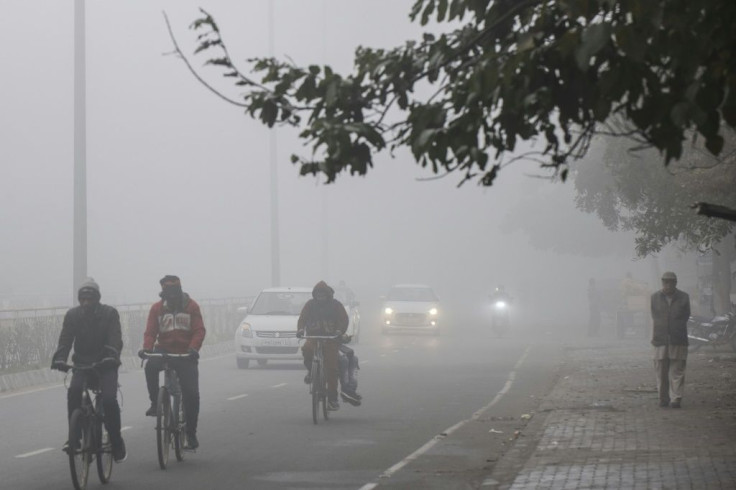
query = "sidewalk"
xmin=494 ymin=339 xmax=736 ymax=489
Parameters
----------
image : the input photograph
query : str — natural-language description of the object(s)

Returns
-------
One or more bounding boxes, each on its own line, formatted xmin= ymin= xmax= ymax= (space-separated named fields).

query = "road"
xmin=1 ymin=309 xmax=564 ymax=489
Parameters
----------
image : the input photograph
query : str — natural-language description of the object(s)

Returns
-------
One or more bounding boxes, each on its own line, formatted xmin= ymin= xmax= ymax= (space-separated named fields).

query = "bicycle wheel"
xmin=311 ymin=360 xmax=321 ymax=425
xmin=68 ymin=409 xmax=92 ymax=490
xmin=94 ymin=400 xmax=113 ymax=483
xmin=173 ymin=396 xmax=187 ymax=461
xmin=156 ymin=387 xmax=171 ymax=470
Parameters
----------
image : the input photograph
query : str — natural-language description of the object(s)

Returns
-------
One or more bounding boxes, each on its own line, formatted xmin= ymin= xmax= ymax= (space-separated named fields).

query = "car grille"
xmin=394 ymin=313 xmax=428 ymax=325
xmin=255 ymin=331 xmax=297 ymax=338
xmin=254 ymin=346 xmax=300 ymax=355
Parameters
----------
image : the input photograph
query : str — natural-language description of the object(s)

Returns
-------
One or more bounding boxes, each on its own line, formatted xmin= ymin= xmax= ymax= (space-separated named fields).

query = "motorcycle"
xmin=687 ymin=306 xmax=736 ymax=352
xmin=490 ymin=299 xmax=510 ymax=337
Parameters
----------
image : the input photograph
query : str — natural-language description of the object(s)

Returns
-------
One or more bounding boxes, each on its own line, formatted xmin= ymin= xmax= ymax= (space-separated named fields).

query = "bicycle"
xmin=60 ymin=362 xmax=116 ymax=490
xmin=300 ymin=334 xmax=339 ymax=425
xmin=141 ymin=352 xmax=194 ymax=469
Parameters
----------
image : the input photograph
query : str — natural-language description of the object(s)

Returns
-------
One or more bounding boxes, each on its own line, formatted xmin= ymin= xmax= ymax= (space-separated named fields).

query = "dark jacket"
xmin=650 ymin=289 xmax=691 ymax=346
xmin=143 ymin=294 xmax=206 ymax=354
xmin=298 ymin=281 xmax=349 ymax=336
xmin=52 ymin=304 xmax=123 ymax=365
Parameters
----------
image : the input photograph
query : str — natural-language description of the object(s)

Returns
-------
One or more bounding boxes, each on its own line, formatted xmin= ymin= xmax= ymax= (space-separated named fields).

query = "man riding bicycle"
xmin=139 ymin=275 xmax=206 ymax=449
xmin=51 ymin=278 xmax=127 ymax=463
xmin=297 ymin=281 xmax=349 ymax=411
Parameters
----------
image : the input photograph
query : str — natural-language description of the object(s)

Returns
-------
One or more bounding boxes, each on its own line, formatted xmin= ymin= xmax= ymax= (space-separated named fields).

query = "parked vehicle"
xmin=688 ymin=305 xmax=736 ymax=352
xmin=381 ymin=284 xmax=440 ymax=335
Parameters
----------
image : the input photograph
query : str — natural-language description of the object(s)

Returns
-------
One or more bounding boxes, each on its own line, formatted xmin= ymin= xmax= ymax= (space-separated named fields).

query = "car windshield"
xmin=249 ymin=292 xmax=312 ymax=315
xmin=387 ymin=287 xmax=437 ymax=302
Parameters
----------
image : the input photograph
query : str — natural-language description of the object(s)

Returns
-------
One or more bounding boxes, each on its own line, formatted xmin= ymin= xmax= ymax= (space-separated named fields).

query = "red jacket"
xmin=143 ymin=295 xmax=206 ymax=353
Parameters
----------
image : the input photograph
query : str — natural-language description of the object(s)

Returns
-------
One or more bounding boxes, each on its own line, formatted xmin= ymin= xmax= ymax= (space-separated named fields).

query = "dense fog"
xmin=0 ymin=0 xmax=689 ymax=330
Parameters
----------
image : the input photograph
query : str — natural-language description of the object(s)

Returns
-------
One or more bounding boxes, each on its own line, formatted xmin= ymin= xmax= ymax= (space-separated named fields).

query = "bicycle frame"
xmin=302 ymin=335 xmax=339 ymax=424
xmin=141 ymin=352 xmax=193 ymax=468
xmin=64 ymin=364 xmax=114 ymax=490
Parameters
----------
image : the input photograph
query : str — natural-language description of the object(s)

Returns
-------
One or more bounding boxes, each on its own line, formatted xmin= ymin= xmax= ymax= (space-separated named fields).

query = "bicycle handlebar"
xmin=300 ymin=335 xmax=341 ymax=340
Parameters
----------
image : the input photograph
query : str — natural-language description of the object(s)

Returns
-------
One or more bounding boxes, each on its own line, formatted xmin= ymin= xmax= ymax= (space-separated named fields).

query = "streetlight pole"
xmin=268 ymin=1 xmax=281 ymax=287
xmin=73 ymin=0 xmax=87 ymax=302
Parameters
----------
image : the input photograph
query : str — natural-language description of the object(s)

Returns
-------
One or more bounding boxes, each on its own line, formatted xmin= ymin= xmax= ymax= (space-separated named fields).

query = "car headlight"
xmin=240 ymin=323 xmax=253 ymax=338
xmin=429 ymin=308 xmax=438 ymax=316
xmin=494 ymin=301 xmax=507 ymax=309
xmin=384 ymin=307 xmax=393 ymax=315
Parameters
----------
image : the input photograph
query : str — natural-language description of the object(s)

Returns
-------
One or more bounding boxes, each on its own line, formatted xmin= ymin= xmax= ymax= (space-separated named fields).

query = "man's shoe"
xmin=670 ymin=399 xmax=681 ymax=409
xmin=61 ymin=440 xmax=70 ymax=453
xmin=145 ymin=404 xmax=157 ymax=417
xmin=303 ymin=373 xmax=312 ymax=385
xmin=112 ymin=438 xmax=127 ymax=463
xmin=186 ymin=432 xmax=199 ymax=450
xmin=327 ymin=399 xmax=340 ymax=411
xmin=340 ymin=390 xmax=362 ymax=407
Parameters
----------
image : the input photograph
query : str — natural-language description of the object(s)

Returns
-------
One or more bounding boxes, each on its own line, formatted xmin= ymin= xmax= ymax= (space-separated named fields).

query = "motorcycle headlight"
xmin=429 ymin=308 xmax=438 ymax=315
xmin=240 ymin=323 xmax=253 ymax=338
xmin=494 ymin=301 xmax=507 ymax=309
xmin=384 ymin=307 xmax=393 ymax=315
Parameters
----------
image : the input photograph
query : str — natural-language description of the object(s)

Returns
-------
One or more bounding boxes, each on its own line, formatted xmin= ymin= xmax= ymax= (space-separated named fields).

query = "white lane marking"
xmin=482 ymin=477 xmax=500 ymax=486
xmin=379 ymin=354 xmax=387 ymax=358
xmin=0 ymin=384 xmax=64 ymax=400
xmin=15 ymin=447 xmax=54 ymax=458
xmin=227 ymin=394 xmax=248 ymax=401
xmin=392 ymin=349 xmax=400 ymax=353
xmin=272 ymin=383 xmax=287 ymax=388
xmin=361 ymin=361 xmax=370 ymax=365
xmin=358 ymin=346 xmax=532 ymax=489
xmin=121 ymin=426 xmax=132 ymax=432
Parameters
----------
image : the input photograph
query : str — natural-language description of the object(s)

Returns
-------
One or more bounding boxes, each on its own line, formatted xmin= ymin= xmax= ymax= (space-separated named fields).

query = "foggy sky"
xmin=1 ymin=1 xmax=670 ymax=326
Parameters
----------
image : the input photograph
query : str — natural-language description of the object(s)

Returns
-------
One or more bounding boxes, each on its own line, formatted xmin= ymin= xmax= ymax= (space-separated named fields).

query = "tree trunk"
xmin=712 ymin=236 xmax=735 ymax=315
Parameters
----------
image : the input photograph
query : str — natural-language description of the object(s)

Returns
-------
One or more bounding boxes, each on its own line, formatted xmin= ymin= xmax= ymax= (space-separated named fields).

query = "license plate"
xmin=261 ymin=339 xmax=291 ymax=346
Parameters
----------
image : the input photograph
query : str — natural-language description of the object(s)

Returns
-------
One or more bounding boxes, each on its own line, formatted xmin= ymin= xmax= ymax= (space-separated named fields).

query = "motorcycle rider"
xmin=489 ymin=285 xmax=512 ymax=332
xmin=51 ymin=278 xmax=127 ymax=462
xmin=297 ymin=281 xmax=349 ymax=411
xmin=139 ymin=275 xmax=206 ymax=449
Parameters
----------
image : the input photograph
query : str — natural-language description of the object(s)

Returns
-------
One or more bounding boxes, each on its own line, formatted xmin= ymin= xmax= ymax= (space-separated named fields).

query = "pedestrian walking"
xmin=650 ymin=271 xmax=690 ymax=408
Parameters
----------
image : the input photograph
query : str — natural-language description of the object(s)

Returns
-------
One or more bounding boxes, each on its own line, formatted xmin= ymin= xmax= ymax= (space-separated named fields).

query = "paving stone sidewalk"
xmin=501 ymin=340 xmax=736 ymax=490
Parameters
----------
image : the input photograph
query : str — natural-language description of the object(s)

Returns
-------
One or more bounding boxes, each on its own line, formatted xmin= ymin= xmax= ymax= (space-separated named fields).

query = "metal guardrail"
xmin=0 ymin=297 xmax=252 ymax=373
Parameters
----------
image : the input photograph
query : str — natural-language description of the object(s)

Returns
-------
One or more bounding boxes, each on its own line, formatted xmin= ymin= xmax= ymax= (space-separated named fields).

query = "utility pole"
xmin=73 ymin=0 xmax=87 ymax=302
xmin=268 ymin=1 xmax=281 ymax=287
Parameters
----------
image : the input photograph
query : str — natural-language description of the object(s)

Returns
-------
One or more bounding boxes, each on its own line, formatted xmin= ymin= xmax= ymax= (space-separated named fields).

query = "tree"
xmin=166 ymin=0 xmax=736 ymax=188
xmin=573 ymin=130 xmax=735 ymax=312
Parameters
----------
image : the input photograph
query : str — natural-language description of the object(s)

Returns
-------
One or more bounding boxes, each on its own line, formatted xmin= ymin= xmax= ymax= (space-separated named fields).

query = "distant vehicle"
xmin=381 ymin=284 xmax=440 ymax=335
xmin=334 ymin=290 xmax=361 ymax=343
xmin=234 ymin=287 xmax=312 ymax=369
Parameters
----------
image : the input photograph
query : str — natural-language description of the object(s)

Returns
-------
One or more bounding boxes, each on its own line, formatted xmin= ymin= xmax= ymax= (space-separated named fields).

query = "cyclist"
xmin=51 ymin=278 xmax=127 ymax=463
xmin=138 ymin=275 xmax=206 ymax=450
xmin=297 ymin=281 xmax=349 ymax=411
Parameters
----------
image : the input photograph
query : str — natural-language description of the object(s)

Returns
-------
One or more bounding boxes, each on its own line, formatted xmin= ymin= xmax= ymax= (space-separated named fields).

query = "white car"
xmin=234 ymin=287 xmax=312 ymax=369
xmin=381 ymin=284 xmax=440 ymax=335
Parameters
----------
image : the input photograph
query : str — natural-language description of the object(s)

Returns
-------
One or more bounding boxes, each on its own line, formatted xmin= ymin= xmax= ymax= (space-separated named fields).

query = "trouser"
xmin=588 ymin=308 xmax=601 ymax=337
xmin=145 ymin=357 xmax=200 ymax=433
xmin=68 ymin=368 xmax=122 ymax=443
xmin=654 ymin=358 xmax=686 ymax=402
xmin=302 ymin=339 xmax=339 ymax=401
xmin=338 ymin=344 xmax=359 ymax=394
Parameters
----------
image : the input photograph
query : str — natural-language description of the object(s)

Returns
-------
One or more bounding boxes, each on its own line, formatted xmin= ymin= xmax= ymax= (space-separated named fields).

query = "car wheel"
xmin=257 ymin=359 xmax=268 ymax=367
xmin=236 ymin=358 xmax=250 ymax=369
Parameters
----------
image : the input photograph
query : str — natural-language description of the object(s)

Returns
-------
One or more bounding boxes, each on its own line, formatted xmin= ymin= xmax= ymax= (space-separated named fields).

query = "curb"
xmin=0 ymin=341 xmax=234 ymax=395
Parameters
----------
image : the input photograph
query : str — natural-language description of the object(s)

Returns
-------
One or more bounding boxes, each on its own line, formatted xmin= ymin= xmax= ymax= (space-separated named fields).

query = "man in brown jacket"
xmin=297 ymin=281 xmax=349 ymax=411
xmin=650 ymin=271 xmax=691 ymax=408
